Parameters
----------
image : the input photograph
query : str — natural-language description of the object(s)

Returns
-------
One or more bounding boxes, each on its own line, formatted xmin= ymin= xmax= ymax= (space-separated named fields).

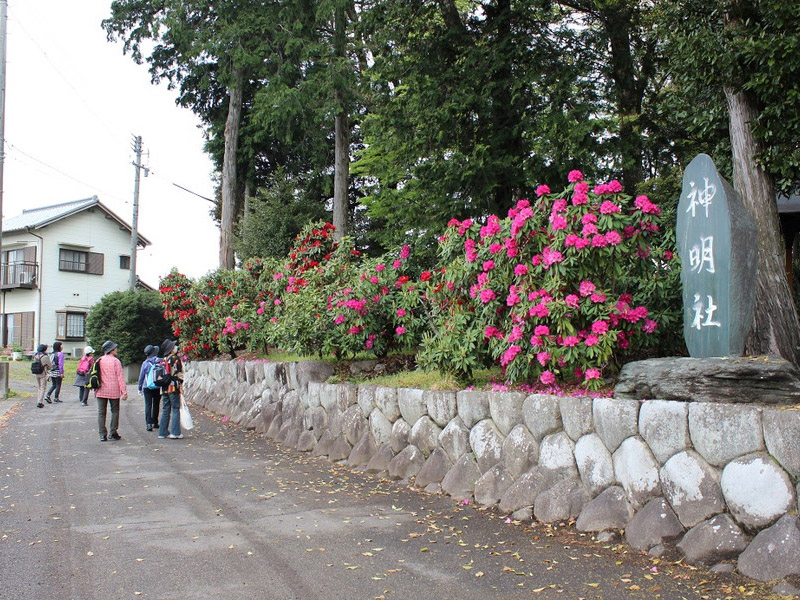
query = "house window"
xmin=60 ymin=249 xmax=87 ymax=272
xmin=120 ymin=255 xmax=131 ymax=270
xmin=3 ymin=311 xmax=36 ymax=350
xmin=59 ymin=249 xmax=104 ymax=275
xmin=56 ymin=311 xmax=86 ymax=340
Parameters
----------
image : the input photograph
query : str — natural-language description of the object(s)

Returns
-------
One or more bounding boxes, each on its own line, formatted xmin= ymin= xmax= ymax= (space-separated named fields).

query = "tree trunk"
xmin=725 ymin=86 xmax=800 ymax=365
xmin=219 ymin=67 xmax=244 ymax=269
xmin=331 ymin=6 xmax=350 ymax=241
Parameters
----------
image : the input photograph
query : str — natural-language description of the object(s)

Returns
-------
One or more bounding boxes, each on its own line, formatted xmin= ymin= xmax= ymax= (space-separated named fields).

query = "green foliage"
xmin=86 ymin=290 xmax=173 ymax=365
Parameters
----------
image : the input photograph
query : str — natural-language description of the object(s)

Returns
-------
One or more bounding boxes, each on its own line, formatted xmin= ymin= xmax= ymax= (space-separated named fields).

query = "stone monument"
xmin=675 ymin=153 xmax=757 ymax=358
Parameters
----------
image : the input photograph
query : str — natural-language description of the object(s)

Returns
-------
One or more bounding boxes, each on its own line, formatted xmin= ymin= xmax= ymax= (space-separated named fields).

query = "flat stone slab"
xmin=615 ymin=357 xmax=800 ymax=404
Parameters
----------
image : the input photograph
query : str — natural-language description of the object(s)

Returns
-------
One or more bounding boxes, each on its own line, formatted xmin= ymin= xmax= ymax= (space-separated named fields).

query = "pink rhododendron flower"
xmin=591 ymin=320 xmax=609 ymax=335
xmin=480 ymin=289 xmax=496 ymax=303
xmin=530 ymin=335 xmax=543 ymax=347
xmin=485 ymin=326 xmax=499 ymax=339
xmin=274 ymin=272 xmax=283 ymax=280
xmin=584 ymin=334 xmax=599 ymax=347
xmin=396 ymin=308 xmax=407 ymax=317
xmin=575 ymin=237 xmax=591 ymax=249
xmin=564 ymin=234 xmax=580 ymax=247
xmin=608 ymin=180 xmax=623 ymax=193
xmin=334 ymin=314 xmax=346 ymax=325
xmin=575 ymin=181 xmax=589 ymax=194
xmin=579 ymin=281 xmax=596 ymax=296
xmin=376 ymin=264 xmax=385 ymax=272
xmin=600 ymin=200 xmax=621 ymax=214
xmin=572 ymin=191 xmax=588 ymax=205
xmin=256 ymin=307 xmax=264 ymax=315
xmin=531 ymin=255 xmax=542 ymax=266
xmin=582 ymin=213 xmax=598 ymax=225
xmin=605 ymin=230 xmax=623 ymax=245
xmin=565 ymin=294 xmax=580 ymax=308
xmin=393 ymin=259 xmax=402 ymax=269
xmin=551 ymin=214 xmax=568 ymax=231
xmin=536 ymin=184 xmax=551 ymax=197
xmin=643 ymin=319 xmax=658 ymax=334
xmin=348 ymin=326 xmax=362 ymax=335
xmin=539 ymin=370 xmax=556 ymax=385
xmin=370 ymin=276 xmax=379 ymax=284
xmin=553 ymin=198 xmax=568 ymax=212
xmin=274 ymin=299 xmax=282 ymax=305
xmin=395 ymin=326 xmax=406 ymax=335
xmin=542 ymin=247 xmax=564 ymax=267
xmin=592 ymin=234 xmax=608 ymax=248
xmin=506 ymin=289 xmax=520 ymax=307
xmin=534 ymin=325 xmax=550 ymax=336
xmin=585 ymin=368 xmax=602 ymax=380
xmin=562 ymin=335 xmax=580 ymax=347
xmin=530 ymin=302 xmax=549 ymax=318
xmin=489 ymin=243 xmax=503 ymax=254
xmin=501 ymin=344 xmax=522 ymax=366
xmin=582 ymin=223 xmax=598 ymax=236
xmin=536 ymin=351 xmax=551 ymax=366
xmin=483 ymin=260 xmax=495 ymax=271
xmin=514 ymin=264 xmax=529 ymax=276
xmin=591 ymin=292 xmax=607 ymax=303
xmin=401 ymin=245 xmax=411 ymax=259
xmin=508 ymin=325 xmax=523 ymax=343
xmin=568 ymin=169 xmax=583 ymax=183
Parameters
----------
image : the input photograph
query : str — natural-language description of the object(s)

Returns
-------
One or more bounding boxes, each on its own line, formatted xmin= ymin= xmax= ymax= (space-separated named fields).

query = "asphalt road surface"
xmin=0 ymin=377 xmax=782 ymax=600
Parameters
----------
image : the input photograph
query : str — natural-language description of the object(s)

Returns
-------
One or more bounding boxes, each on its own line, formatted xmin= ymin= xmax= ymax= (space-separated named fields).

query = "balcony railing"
xmin=1 ymin=261 xmax=39 ymax=289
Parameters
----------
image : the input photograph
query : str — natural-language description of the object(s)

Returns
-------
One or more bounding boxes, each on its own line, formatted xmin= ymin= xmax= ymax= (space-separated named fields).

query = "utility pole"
xmin=0 ymin=0 xmax=8 ymax=393
xmin=129 ymin=135 xmax=147 ymax=290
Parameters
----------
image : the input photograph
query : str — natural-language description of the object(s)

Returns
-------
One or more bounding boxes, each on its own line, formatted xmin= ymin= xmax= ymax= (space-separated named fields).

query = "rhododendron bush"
xmin=160 ymin=174 xmax=680 ymax=390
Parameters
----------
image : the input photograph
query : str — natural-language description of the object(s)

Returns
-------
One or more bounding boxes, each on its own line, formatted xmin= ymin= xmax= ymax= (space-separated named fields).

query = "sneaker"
xmin=100 ymin=435 xmax=108 ymax=442
xmin=146 ymin=425 xmax=153 ymax=432
xmin=158 ymin=435 xmax=167 ymax=439
xmin=44 ymin=397 xmax=52 ymax=404
xmin=109 ymin=433 xmax=122 ymax=441
xmin=54 ymin=398 xmax=62 ymax=403
xmin=37 ymin=403 xmax=44 ymax=408
xmin=81 ymin=402 xmax=88 ymax=406
xmin=168 ymin=434 xmax=183 ymax=439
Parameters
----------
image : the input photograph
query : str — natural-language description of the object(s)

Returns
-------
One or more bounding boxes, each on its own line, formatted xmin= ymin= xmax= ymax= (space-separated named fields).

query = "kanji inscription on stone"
xmin=676 ymin=154 xmax=757 ymax=357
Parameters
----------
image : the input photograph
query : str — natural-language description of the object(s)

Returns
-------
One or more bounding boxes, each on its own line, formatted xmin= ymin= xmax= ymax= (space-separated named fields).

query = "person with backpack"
xmin=158 ymin=339 xmax=184 ymax=439
xmin=32 ymin=343 xmax=52 ymax=408
xmin=95 ymin=340 xmax=128 ymax=442
xmin=73 ymin=346 xmax=95 ymax=406
xmin=44 ymin=341 xmax=65 ymax=404
xmin=137 ymin=344 xmax=161 ymax=432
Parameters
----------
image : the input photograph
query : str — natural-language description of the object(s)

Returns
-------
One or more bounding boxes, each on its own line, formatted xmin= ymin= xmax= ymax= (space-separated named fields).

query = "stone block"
xmin=266 ymin=414 xmax=283 ymax=439
xmin=441 ymin=454 xmax=481 ymax=500
xmin=308 ymin=406 xmax=327 ymax=440
xmin=474 ymin=464 xmax=514 ymax=507
xmin=328 ymin=435 xmax=352 ymax=461
xmin=522 ymin=394 xmax=562 ymax=441
xmin=390 ymin=418 xmax=411 ymax=454
xmin=498 ymin=466 xmax=564 ymax=514
xmin=763 ymin=408 xmax=800 ymax=478
xmin=690 ymin=403 xmax=764 ymax=468
xmin=574 ymin=433 xmax=615 ymax=496
xmin=283 ymin=427 xmax=300 ymax=448
xmin=319 ymin=384 xmax=340 ymax=412
xmin=375 ymin=387 xmax=400 ymax=422
xmin=457 ymin=390 xmax=490 ymax=428
xmin=560 ymin=396 xmax=594 ymax=441
xmin=738 ymin=515 xmax=800 ymax=583
xmin=677 ymin=514 xmax=749 ymax=566
xmin=512 ymin=507 xmax=533 ymax=522
xmin=660 ymin=450 xmax=725 ymax=528
xmin=294 ymin=361 xmax=335 ymax=392
xmin=439 ymin=417 xmax=471 ymax=463
xmin=327 ymin=409 xmax=344 ymax=437
xmin=369 ymin=408 xmax=393 ymax=447
xmin=357 ymin=385 xmax=377 ymax=416
xmin=348 ymin=432 xmax=378 ymax=467
xmin=721 ymin=453 xmax=796 ymax=530
xmin=409 ymin=416 xmax=442 ymax=457
xmin=503 ymin=424 xmax=539 ymax=479
xmin=342 ymin=405 xmax=368 ymax=446
xmin=534 ymin=478 xmax=584 ymax=523
xmin=612 ymin=437 xmax=661 ymax=510
xmin=296 ymin=431 xmax=317 ymax=452
xmin=593 ymin=398 xmax=639 ymax=454
xmin=398 ymin=388 xmax=427 ymax=424
xmin=312 ymin=430 xmax=335 ymax=457
xmin=425 ymin=390 xmax=457 ymax=427
xmin=366 ymin=444 xmax=395 ymax=473
xmin=388 ymin=445 xmax=425 ymax=480
xmin=639 ymin=400 xmax=690 ymax=464
xmin=469 ymin=419 xmax=504 ymax=473
xmin=489 ymin=391 xmax=525 ymax=436
xmin=414 ymin=449 xmax=453 ymax=489
xmin=575 ymin=486 xmax=633 ymax=532
xmin=624 ymin=497 xmax=684 ymax=551
xmin=538 ymin=431 xmax=576 ymax=472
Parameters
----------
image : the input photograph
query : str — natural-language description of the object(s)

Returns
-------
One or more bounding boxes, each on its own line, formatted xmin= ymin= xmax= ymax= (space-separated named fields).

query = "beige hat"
xmin=84 ymin=345 xmax=95 ymax=355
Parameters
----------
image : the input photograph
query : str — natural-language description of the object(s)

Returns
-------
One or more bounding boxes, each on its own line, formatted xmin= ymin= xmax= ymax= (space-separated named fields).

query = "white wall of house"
xmin=2 ymin=207 xmax=138 ymax=357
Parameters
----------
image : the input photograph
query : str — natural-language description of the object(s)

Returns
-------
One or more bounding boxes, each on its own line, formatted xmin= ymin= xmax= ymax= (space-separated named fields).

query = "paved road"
xmin=0 ymin=377 xmax=781 ymax=600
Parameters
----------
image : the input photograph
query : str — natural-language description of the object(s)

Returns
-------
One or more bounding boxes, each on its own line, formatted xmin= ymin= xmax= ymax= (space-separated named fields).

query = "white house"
xmin=1 ymin=196 xmax=152 ymax=357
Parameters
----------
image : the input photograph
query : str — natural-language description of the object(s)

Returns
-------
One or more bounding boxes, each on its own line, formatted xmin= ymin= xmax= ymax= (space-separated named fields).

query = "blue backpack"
xmin=145 ymin=358 xmax=170 ymax=389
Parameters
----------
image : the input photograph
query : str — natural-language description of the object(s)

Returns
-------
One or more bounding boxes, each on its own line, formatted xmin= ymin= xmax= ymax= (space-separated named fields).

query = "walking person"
xmin=73 ymin=346 xmax=94 ymax=406
xmin=44 ymin=341 xmax=65 ymax=403
xmin=32 ymin=344 xmax=52 ymax=409
xmin=137 ymin=344 xmax=161 ymax=432
xmin=158 ymin=339 xmax=184 ymax=440
xmin=95 ymin=340 xmax=128 ymax=442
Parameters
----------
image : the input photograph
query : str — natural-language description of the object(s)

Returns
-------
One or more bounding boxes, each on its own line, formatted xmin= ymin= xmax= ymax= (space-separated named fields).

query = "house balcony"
xmin=1 ymin=261 xmax=39 ymax=290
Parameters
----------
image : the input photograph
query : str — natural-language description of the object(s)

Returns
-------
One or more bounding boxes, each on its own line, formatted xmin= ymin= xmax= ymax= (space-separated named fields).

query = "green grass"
xmin=5 ymin=358 xmax=81 ymax=398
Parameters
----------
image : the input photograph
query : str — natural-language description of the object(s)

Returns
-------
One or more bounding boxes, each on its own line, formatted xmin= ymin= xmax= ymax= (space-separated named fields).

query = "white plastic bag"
xmin=180 ymin=396 xmax=195 ymax=430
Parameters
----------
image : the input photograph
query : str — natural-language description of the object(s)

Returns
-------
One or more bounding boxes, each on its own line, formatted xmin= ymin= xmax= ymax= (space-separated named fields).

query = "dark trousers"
xmin=45 ymin=377 xmax=63 ymax=401
xmin=78 ymin=386 xmax=90 ymax=404
xmin=97 ymin=397 xmax=120 ymax=436
xmin=143 ymin=388 xmax=161 ymax=426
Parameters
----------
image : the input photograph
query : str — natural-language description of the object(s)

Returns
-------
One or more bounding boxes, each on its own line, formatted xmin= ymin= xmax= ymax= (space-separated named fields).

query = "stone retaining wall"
xmin=185 ymin=360 xmax=800 ymax=584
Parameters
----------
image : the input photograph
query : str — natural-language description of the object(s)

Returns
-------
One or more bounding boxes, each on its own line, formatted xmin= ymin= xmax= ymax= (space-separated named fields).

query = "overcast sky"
xmin=5 ymin=0 xmax=220 ymax=287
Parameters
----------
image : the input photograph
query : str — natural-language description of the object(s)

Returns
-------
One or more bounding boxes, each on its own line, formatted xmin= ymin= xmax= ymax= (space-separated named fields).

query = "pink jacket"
xmin=95 ymin=354 xmax=127 ymax=399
